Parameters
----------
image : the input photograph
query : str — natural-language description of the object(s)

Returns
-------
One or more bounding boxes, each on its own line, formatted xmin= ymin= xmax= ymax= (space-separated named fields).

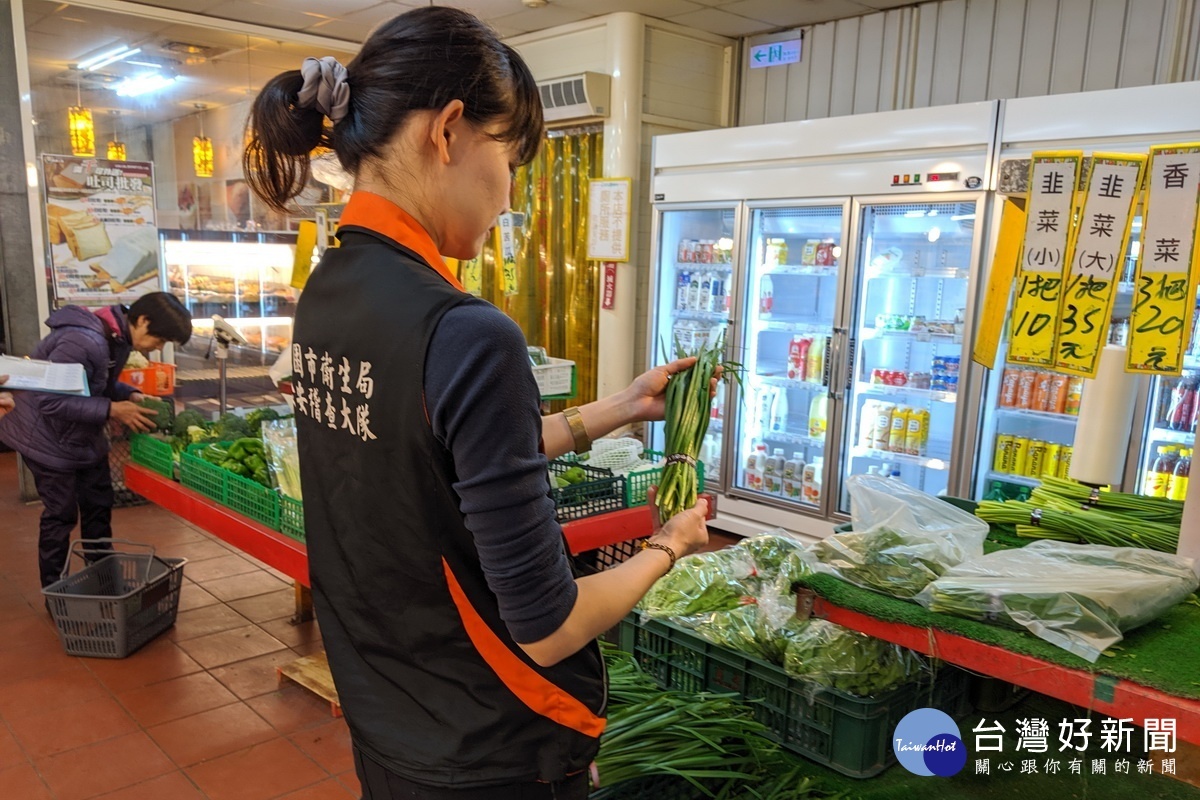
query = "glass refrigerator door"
xmin=1138 ymin=366 xmax=1198 ymax=499
xmin=648 ymin=206 xmax=737 ymax=485
xmin=840 ymin=200 xmax=977 ymax=513
xmin=732 ymin=205 xmax=845 ymax=512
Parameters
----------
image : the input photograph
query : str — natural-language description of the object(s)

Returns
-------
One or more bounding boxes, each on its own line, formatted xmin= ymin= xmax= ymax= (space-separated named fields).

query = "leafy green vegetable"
xmin=245 ymin=407 xmax=283 ymax=437
xmin=135 ymin=397 xmax=173 ymax=432
xmin=212 ymin=412 xmax=250 ymax=441
xmin=736 ymin=532 xmax=806 ymax=577
xmin=810 ymin=527 xmax=946 ymax=599
xmin=172 ymin=409 xmax=208 ymax=438
xmin=640 ymin=549 xmax=759 ymax=619
xmin=782 ymin=619 xmax=926 ymax=697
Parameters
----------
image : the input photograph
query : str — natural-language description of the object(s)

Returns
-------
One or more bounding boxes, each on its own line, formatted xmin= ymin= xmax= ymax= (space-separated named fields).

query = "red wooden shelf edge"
xmin=812 ymin=597 xmax=1200 ymax=745
xmin=561 ymin=493 xmax=718 ymax=555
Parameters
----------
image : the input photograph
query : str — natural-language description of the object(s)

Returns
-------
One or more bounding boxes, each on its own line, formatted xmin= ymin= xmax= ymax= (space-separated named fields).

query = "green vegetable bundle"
xmin=135 ymin=397 xmax=173 ymax=433
xmin=640 ymin=549 xmax=760 ymax=619
xmin=1035 ymin=477 xmax=1184 ymax=525
xmin=735 ymin=532 xmax=807 ymax=577
xmin=656 ymin=335 xmax=736 ymax=523
xmin=782 ymin=619 xmax=926 ymax=698
xmin=810 ymin=527 xmax=947 ymax=599
xmin=198 ymin=437 xmax=272 ymax=487
xmin=975 ymin=500 xmax=1180 ymax=553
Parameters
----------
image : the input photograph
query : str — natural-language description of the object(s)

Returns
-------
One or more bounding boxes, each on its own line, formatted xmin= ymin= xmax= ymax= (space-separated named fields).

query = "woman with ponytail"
xmin=244 ymin=7 xmax=710 ymax=798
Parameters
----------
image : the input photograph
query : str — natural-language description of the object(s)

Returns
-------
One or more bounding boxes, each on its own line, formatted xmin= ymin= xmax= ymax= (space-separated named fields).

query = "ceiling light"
xmin=522 ymin=0 xmax=549 ymax=6
xmin=124 ymin=59 xmax=163 ymax=70
xmin=904 ymin=210 xmax=926 ymax=218
xmin=115 ymin=74 xmax=177 ymax=97
xmin=88 ymin=47 xmax=141 ymax=71
xmin=77 ymin=45 xmax=133 ymax=70
xmin=950 ymin=213 xmax=975 ymax=221
xmin=68 ymin=105 xmax=94 ymax=156
xmin=927 ymin=226 xmax=941 ymax=243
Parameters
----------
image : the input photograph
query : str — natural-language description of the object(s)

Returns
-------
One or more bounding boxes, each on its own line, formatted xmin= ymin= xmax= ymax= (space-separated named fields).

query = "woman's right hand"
xmin=651 ymin=496 xmax=710 ymax=561
xmin=110 ymin=401 xmax=157 ymax=432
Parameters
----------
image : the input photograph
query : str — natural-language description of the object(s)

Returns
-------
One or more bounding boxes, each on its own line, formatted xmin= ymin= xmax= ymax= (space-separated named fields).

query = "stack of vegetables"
xmin=974 ymin=477 xmax=1183 ymax=553
xmin=638 ymin=533 xmax=927 ymax=699
xmin=146 ymin=407 xmax=287 ymax=490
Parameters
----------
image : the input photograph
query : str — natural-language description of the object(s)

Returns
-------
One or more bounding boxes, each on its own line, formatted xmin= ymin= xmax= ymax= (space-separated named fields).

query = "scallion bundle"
xmin=657 ymin=335 xmax=738 ymax=523
xmin=1035 ymin=477 xmax=1184 ymax=525
xmin=975 ymin=500 xmax=1180 ymax=553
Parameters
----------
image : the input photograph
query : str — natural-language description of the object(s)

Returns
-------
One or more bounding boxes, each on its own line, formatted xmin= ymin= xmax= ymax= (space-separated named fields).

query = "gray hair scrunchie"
xmin=298 ymin=56 xmax=350 ymax=124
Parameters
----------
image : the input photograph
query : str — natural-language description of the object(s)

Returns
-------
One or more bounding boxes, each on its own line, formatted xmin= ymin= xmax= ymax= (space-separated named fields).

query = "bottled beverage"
xmin=676 ymin=271 xmax=691 ymax=310
xmin=782 ymin=453 xmax=805 ymax=501
xmin=1168 ymin=378 xmax=1197 ymax=431
xmin=757 ymin=387 xmax=777 ymax=438
xmin=1016 ymin=487 xmax=1032 ymax=503
xmin=807 ymin=335 xmax=825 ymax=385
xmin=905 ymin=408 xmax=931 ymax=457
xmin=859 ymin=401 xmax=881 ymax=449
xmin=764 ymin=448 xmax=786 ymax=495
xmin=889 ymin=469 xmax=902 ymax=480
xmin=808 ymin=394 xmax=828 ymax=439
xmin=983 ymin=481 xmax=1007 ymax=502
xmin=1145 ymin=446 xmax=1173 ymax=497
xmin=708 ymin=273 xmax=725 ymax=314
xmin=688 ymin=270 xmax=706 ymax=311
xmin=788 ymin=335 xmax=810 ymax=382
xmin=1168 ymin=449 xmax=1191 ymax=501
xmin=759 ymin=273 xmax=774 ymax=317
xmin=697 ymin=272 xmax=713 ymax=313
xmin=802 ymin=457 xmax=823 ymax=505
xmin=888 ymin=407 xmax=910 ymax=452
xmin=770 ymin=388 xmax=789 ymax=433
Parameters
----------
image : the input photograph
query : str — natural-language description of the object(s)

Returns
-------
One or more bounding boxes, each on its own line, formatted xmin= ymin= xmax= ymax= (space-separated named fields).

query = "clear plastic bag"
xmin=809 ymin=475 xmax=988 ymax=598
xmin=639 ymin=548 xmax=760 ymax=619
xmin=915 ymin=540 xmax=1199 ymax=663
xmin=782 ymin=618 xmax=927 ymax=698
xmin=262 ymin=419 xmax=302 ymax=500
xmin=670 ymin=579 xmax=810 ymax=664
xmin=735 ymin=529 xmax=808 ymax=577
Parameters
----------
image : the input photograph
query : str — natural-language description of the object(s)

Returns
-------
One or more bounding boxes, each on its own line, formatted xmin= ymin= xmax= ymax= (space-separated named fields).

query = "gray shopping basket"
xmin=41 ymin=538 xmax=187 ymax=658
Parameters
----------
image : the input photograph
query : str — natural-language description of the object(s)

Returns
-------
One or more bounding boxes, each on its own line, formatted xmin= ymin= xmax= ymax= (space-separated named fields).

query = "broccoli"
xmin=245 ymin=407 xmax=282 ymax=437
xmin=172 ymin=409 xmax=208 ymax=438
xmin=213 ymin=412 xmax=251 ymax=441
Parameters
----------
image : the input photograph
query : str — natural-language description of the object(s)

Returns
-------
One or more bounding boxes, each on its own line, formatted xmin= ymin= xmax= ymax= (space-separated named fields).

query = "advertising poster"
xmin=42 ymin=154 xmax=161 ymax=305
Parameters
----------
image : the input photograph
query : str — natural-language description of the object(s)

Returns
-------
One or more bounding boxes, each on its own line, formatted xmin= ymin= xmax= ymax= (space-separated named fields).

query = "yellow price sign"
xmin=458 ymin=257 xmax=483 ymax=296
xmin=972 ymin=197 xmax=1025 ymax=369
xmin=499 ymin=212 xmax=519 ymax=297
xmin=1009 ymin=152 xmax=1083 ymax=365
xmin=1054 ymin=153 xmax=1146 ymax=377
xmin=1128 ymin=144 xmax=1200 ymax=375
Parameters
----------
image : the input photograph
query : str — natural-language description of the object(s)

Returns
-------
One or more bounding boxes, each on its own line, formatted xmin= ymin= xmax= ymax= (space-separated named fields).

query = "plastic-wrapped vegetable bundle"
xmin=674 ymin=604 xmax=774 ymax=661
xmin=262 ymin=419 xmax=302 ymax=500
xmin=640 ymin=548 xmax=759 ymax=618
xmin=782 ymin=619 xmax=927 ymax=698
xmin=915 ymin=540 xmax=1199 ymax=663
xmin=810 ymin=475 xmax=987 ymax=598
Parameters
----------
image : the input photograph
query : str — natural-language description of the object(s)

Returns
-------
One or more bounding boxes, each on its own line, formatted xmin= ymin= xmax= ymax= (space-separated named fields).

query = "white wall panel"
xmin=1050 ymin=0 xmax=1092 ymax=94
xmin=511 ymin=27 xmax=608 ymax=81
xmin=930 ymin=0 xmax=966 ymax=106
xmin=877 ymin=8 xmax=909 ymax=111
xmin=911 ymin=3 xmax=940 ymax=107
xmin=1118 ymin=0 xmax=1166 ymax=87
xmin=806 ymin=21 xmax=837 ymax=118
xmin=783 ymin=33 xmax=814 ymax=120
xmin=830 ymin=15 xmax=860 ymax=117
xmin=1082 ymin=0 xmax=1127 ymax=91
xmin=763 ymin=61 xmax=789 ymax=123
xmin=853 ymin=12 xmax=886 ymax=113
xmin=1017 ymin=0 xmax=1057 ymax=97
xmin=987 ymin=0 xmax=1026 ymax=99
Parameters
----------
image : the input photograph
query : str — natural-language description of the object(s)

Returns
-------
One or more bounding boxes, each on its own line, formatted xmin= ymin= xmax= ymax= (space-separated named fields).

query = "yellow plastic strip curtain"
xmin=472 ymin=128 xmax=603 ymax=407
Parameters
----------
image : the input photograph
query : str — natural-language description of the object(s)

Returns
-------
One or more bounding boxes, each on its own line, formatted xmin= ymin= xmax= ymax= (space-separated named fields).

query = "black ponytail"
xmin=243 ymin=71 xmax=330 ymax=212
xmin=243 ymin=6 xmax=544 ymax=212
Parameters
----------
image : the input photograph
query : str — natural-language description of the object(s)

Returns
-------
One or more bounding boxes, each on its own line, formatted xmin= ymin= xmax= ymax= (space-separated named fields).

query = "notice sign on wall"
xmin=1054 ymin=153 xmax=1146 ymax=377
xmin=498 ymin=212 xmax=519 ymax=297
xmin=749 ymin=39 xmax=802 ymax=68
xmin=1127 ymin=144 xmax=1200 ymax=375
xmin=587 ymin=178 xmax=631 ymax=262
xmin=602 ymin=262 xmax=617 ymax=310
xmin=1008 ymin=151 xmax=1083 ymax=366
xmin=42 ymin=155 xmax=160 ymax=305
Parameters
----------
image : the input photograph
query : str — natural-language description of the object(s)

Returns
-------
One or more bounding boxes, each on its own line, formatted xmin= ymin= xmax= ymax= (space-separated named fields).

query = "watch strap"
xmin=563 ymin=406 xmax=591 ymax=455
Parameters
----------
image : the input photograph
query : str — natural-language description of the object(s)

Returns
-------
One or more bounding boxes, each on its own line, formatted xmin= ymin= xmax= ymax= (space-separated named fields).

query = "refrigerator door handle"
xmin=828 ymin=327 xmax=847 ymax=401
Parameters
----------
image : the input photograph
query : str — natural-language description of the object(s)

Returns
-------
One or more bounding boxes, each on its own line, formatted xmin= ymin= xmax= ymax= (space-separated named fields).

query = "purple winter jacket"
xmin=0 ymin=305 xmax=137 ymax=470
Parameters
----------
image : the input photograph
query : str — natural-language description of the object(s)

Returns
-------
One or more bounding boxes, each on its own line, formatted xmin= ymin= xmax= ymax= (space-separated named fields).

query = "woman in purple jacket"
xmin=0 ymin=292 xmax=192 ymax=587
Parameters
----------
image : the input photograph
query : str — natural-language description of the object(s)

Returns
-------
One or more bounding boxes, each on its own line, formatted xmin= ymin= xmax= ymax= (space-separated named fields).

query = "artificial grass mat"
xmin=795 ymin=569 xmax=1200 ymax=701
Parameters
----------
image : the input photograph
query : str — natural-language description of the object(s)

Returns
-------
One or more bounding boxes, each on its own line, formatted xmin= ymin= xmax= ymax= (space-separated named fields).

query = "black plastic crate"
xmin=549 ymin=459 xmax=626 ymax=522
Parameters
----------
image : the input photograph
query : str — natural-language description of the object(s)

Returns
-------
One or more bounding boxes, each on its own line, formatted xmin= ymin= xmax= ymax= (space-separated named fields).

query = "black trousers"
xmin=25 ymin=457 xmax=115 ymax=587
xmin=353 ymin=748 xmax=590 ymax=800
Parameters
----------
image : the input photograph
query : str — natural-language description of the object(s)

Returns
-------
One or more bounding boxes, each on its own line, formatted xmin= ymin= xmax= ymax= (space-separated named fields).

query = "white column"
xmin=598 ymin=12 xmax=644 ymax=400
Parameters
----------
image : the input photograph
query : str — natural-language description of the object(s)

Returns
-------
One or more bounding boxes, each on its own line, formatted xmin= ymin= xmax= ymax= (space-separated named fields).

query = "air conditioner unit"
xmin=537 ymin=72 xmax=611 ymax=123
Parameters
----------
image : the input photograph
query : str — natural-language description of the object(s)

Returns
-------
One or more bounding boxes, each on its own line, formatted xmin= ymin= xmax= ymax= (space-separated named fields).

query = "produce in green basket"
xmin=736 ymin=532 xmax=807 ymax=577
xmin=172 ymin=409 xmax=208 ymax=438
xmin=553 ymin=465 xmax=588 ymax=489
xmin=212 ymin=412 xmax=251 ymax=441
xmin=245 ymin=407 xmax=283 ymax=437
xmin=640 ymin=549 xmax=760 ymax=619
xmin=135 ymin=397 xmax=172 ymax=432
xmin=810 ymin=527 xmax=947 ymax=599
xmin=197 ymin=438 xmax=272 ymax=487
xmin=782 ymin=619 xmax=926 ymax=698
xmin=656 ymin=334 xmax=739 ymax=523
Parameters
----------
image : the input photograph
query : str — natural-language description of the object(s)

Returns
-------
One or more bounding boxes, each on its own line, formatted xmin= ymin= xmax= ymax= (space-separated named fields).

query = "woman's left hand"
xmin=621 ymin=358 xmax=722 ymax=423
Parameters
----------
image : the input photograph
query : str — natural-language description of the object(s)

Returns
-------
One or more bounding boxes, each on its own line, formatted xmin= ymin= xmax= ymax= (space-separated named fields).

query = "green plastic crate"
xmin=280 ymin=495 xmax=305 ymax=542
xmin=617 ymin=614 xmax=969 ymax=779
xmin=180 ymin=443 xmax=281 ymax=530
xmin=623 ymin=449 xmax=706 ymax=507
xmin=129 ymin=434 xmax=175 ymax=479
xmin=549 ymin=460 xmax=626 ymax=522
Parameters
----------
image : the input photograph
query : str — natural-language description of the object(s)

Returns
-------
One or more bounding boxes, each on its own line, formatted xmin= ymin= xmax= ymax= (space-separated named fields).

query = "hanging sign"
xmin=459 ymin=257 xmax=483 ymax=296
xmin=972 ymin=197 xmax=1026 ymax=369
xmin=601 ymin=262 xmax=617 ymax=310
xmin=1008 ymin=151 xmax=1083 ymax=365
xmin=587 ymin=178 xmax=631 ymax=262
xmin=749 ymin=39 xmax=802 ymax=69
xmin=1054 ymin=153 xmax=1146 ymax=377
xmin=41 ymin=155 xmax=161 ymax=305
xmin=1127 ymin=144 xmax=1200 ymax=375
xmin=498 ymin=212 xmax=519 ymax=297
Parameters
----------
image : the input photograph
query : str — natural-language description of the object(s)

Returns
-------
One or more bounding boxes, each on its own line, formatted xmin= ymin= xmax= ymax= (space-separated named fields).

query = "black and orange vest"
xmin=291 ymin=192 xmax=605 ymax=788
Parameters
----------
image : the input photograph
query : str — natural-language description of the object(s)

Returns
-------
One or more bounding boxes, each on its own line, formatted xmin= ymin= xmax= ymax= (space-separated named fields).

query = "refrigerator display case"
xmin=733 ymin=205 xmax=847 ymax=513
xmin=646 ymin=206 xmax=738 ymax=485
xmin=840 ymin=199 xmax=980 ymax=514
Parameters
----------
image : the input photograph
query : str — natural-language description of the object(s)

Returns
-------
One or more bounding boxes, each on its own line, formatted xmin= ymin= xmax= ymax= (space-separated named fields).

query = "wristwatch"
xmin=562 ymin=406 xmax=591 ymax=455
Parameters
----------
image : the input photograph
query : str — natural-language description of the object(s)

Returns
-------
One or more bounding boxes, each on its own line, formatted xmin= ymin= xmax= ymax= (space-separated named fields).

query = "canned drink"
xmin=1058 ymin=446 xmax=1073 ymax=479
xmin=1026 ymin=440 xmax=1048 ymax=478
xmin=871 ymin=368 xmax=888 ymax=384
xmin=891 ymin=370 xmax=909 ymax=387
xmin=1048 ymin=373 xmax=1071 ymax=415
xmin=999 ymin=368 xmax=1020 ymax=407
xmin=1031 ymin=371 xmax=1054 ymax=412
xmin=994 ymin=434 xmax=1015 ymax=473
xmin=1042 ymin=443 xmax=1062 ymax=478
xmin=1010 ymin=436 xmax=1031 ymax=476
xmin=1065 ymin=377 xmax=1084 ymax=415
xmin=1016 ymin=369 xmax=1038 ymax=409
xmin=943 ymin=355 xmax=961 ymax=375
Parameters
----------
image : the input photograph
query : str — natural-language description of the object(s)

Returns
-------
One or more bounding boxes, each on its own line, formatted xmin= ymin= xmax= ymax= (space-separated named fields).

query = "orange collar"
xmin=337 ymin=191 xmax=464 ymax=291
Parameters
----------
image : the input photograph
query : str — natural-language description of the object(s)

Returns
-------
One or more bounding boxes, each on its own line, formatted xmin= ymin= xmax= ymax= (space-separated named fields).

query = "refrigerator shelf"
xmin=995 ymin=408 xmax=1080 ymax=424
xmin=1148 ymin=427 xmax=1196 ymax=445
xmin=857 ymin=382 xmax=957 ymax=404
xmin=765 ymin=265 xmax=840 ymax=277
xmin=984 ymin=471 xmax=1041 ymax=488
xmin=674 ymin=310 xmax=729 ymax=323
xmin=758 ymin=375 xmax=827 ymax=392
xmin=850 ymin=446 xmax=948 ymax=471
xmin=674 ymin=262 xmax=734 ymax=272
xmin=756 ymin=318 xmax=835 ymax=334
xmin=763 ymin=429 xmax=827 ymax=449
xmin=863 ymin=327 xmax=964 ymax=344
xmin=866 ymin=266 xmax=970 ymax=280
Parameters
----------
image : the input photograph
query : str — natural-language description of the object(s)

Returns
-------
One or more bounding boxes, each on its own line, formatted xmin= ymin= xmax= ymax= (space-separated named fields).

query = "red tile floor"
xmin=0 ymin=453 xmax=358 ymax=800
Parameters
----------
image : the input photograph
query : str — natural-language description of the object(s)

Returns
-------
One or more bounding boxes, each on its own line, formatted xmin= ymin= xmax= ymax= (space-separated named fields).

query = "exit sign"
xmin=749 ymin=39 xmax=802 ymax=69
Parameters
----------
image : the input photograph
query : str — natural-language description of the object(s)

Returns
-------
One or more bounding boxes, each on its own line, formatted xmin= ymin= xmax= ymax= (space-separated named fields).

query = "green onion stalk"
xmin=975 ymin=500 xmax=1180 ymax=553
xmin=656 ymin=334 xmax=740 ymax=523
xmin=1034 ymin=477 xmax=1184 ymax=525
